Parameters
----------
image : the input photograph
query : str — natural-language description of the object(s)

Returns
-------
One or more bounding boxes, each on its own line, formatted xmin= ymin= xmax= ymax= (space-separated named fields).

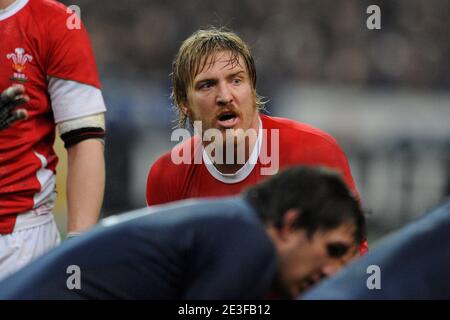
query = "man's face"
xmin=276 ymin=223 xmax=358 ymax=298
xmin=183 ymin=50 xmax=259 ymax=146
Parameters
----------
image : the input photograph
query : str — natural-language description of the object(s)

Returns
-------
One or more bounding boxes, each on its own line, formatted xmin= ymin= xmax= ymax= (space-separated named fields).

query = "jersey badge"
xmin=6 ymin=48 xmax=33 ymax=82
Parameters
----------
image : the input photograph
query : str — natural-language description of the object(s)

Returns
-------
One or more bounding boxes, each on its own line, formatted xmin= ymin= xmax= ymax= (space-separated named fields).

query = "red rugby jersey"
xmin=147 ymin=114 xmax=368 ymax=254
xmin=0 ymin=0 xmax=103 ymax=233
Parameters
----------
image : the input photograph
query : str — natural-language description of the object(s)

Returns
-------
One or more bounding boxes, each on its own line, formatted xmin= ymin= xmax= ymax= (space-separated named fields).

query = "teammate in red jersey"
xmin=0 ymin=0 xmax=106 ymax=279
xmin=146 ymin=27 xmax=368 ymax=255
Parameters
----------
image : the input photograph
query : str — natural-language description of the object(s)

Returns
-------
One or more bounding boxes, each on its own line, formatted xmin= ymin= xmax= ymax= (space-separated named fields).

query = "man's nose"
xmin=321 ymin=258 xmax=346 ymax=277
xmin=216 ymin=82 xmax=233 ymax=106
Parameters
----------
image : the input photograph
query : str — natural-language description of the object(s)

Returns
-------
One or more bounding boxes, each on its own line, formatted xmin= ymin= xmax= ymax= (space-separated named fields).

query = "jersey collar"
xmin=203 ymin=115 xmax=263 ymax=184
xmin=0 ymin=0 xmax=29 ymax=21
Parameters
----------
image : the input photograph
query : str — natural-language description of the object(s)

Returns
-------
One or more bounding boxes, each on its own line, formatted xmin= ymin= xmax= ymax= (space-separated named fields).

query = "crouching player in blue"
xmin=302 ymin=198 xmax=450 ymax=299
xmin=0 ymin=166 xmax=365 ymax=299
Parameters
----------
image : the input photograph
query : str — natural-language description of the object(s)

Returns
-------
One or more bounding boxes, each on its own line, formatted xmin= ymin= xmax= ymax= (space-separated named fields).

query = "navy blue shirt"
xmin=301 ymin=199 xmax=450 ymax=300
xmin=0 ymin=197 xmax=277 ymax=299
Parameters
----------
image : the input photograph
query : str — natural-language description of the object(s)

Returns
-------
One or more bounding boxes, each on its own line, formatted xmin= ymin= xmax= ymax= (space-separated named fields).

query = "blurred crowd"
xmin=64 ymin=0 xmax=449 ymax=90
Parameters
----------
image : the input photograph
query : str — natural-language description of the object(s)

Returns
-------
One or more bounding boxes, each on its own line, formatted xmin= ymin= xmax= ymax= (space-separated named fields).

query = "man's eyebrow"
xmin=193 ymin=68 xmax=247 ymax=85
xmin=194 ymin=78 xmax=216 ymax=86
xmin=228 ymin=70 xmax=246 ymax=77
xmin=228 ymin=69 xmax=246 ymax=77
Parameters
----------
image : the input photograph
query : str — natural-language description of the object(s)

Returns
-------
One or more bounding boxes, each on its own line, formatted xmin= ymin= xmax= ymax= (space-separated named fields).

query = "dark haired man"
xmin=0 ymin=166 xmax=365 ymax=299
xmin=302 ymin=198 xmax=450 ymax=300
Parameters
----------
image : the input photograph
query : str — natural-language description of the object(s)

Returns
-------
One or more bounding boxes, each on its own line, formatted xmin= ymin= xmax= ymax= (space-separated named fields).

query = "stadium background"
xmin=53 ymin=0 xmax=450 ymax=245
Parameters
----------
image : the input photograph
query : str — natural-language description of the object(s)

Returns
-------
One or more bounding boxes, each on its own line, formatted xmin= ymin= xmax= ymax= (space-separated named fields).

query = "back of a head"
xmin=244 ymin=166 xmax=366 ymax=244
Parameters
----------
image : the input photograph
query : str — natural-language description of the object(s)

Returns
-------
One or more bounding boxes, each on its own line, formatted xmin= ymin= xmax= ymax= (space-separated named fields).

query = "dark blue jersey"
xmin=0 ymin=197 xmax=277 ymax=299
xmin=301 ymin=199 xmax=450 ymax=300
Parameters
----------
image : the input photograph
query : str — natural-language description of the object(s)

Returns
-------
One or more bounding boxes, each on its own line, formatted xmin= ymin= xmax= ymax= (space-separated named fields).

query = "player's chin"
xmin=225 ymin=129 xmax=249 ymax=146
xmin=283 ymin=284 xmax=307 ymax=300
xmin=292 ymin=279 xmax=319 ymax=297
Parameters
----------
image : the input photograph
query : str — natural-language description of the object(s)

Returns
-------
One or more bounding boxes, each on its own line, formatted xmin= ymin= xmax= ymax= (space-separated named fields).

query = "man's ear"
xmin=180 ymin=103 xmax=189 ymax=117
xmin=279 ymin=209 xmax=300 ymax=241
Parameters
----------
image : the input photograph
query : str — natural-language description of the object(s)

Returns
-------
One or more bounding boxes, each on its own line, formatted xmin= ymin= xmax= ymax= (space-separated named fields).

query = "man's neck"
xmin=213 ymin=113 xmax=260 ymax=175
xmin=213 ymin=139 xmax=254 ymax=174
xmin=0 ymin=0 xmax=16 ymax=10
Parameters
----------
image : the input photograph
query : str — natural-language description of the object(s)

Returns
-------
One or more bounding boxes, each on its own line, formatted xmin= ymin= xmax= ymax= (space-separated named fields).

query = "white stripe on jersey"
xmin=48 ymin=77 xmax=107 ymax=123
xmin=33 ymin=152 xmax=56 ymax=210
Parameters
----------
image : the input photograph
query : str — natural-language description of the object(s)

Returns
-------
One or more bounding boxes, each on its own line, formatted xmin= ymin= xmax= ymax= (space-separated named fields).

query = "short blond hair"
xmin=171 ymin=27 xmax=266 ymax=127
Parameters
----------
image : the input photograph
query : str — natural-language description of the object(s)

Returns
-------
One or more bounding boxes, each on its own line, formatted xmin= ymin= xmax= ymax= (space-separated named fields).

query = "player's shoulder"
xmin=28 ymin=0 xmax=69 ymax=17
xmin=148 ymin=151 xmax=176 ymax=178
xmin=184 ymin=197 xmax=264 ymax=232
xmin=261 ymin=113 xmax=339 ymax=146
xmin=149 ymin=135 xmax=200 ymax=176
xmin=25 ymin=0 xmax=71 ymax=35
xmin=192 ymin=198 xmax=276 ymax=261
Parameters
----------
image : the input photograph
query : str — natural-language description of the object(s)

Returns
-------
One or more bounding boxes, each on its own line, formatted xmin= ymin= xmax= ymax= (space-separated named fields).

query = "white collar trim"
xmin=0 ymin=0 xmax=29 ymax=21
xmin=203 ymin=116 xmax=263 ymax=184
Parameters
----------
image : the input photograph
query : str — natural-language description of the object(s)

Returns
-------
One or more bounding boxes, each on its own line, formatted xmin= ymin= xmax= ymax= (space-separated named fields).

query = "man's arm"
xmin=40 ymin=1 xmax=107 ymax=235
xmin=67 ymin=138 xmax=105 ymax=233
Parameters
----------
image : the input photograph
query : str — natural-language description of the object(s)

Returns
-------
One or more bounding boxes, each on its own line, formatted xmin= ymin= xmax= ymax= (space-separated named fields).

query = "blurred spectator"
xmin=63 ymin=0 xmax=449 ymax=91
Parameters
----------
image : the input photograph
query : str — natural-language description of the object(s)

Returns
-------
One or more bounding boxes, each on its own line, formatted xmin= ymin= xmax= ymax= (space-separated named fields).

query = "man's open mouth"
xmin=217 ymin=111 xmax=239 ymax=128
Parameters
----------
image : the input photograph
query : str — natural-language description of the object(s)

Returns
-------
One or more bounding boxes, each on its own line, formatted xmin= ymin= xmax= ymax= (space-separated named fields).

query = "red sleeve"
xmin=327 ymin=141 xmax=369 ymax=255
xmin=328 ymin=140 xmax=359 ymax=200
xmin=359 ymin=241 xmax=369 ymax=255
xmin=289 ymin=127 xmax=360 ymax=199
xmin=289 ymin=128 xmax=369 ymax=254
xmin=146 ymin=155 xmax=175 ymax=206
xmin=42 ymin=2 xmax=100 ymax=87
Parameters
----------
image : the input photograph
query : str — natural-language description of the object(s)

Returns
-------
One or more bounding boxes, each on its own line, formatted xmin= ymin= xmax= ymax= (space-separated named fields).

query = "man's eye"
xmin=199 ymin=82 xmax=213 ymax=89
xmin=327 ymin=243 xmax=349 ymax=258
xmin=232 ymin=78 xmax=242 ymax=85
